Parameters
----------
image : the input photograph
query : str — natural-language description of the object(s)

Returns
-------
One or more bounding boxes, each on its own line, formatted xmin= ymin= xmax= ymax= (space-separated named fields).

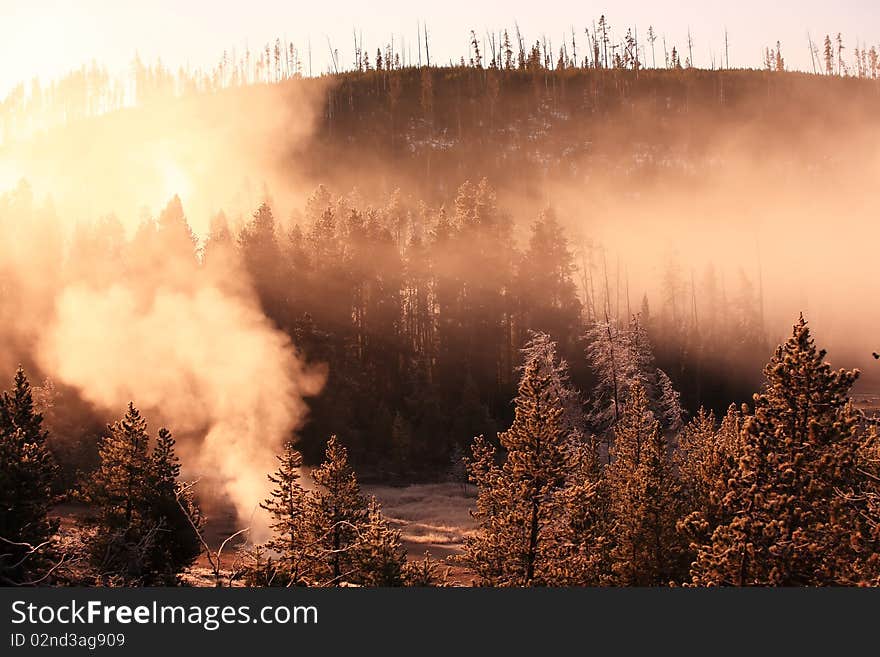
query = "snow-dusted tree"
xmin=586 ymin=314 xmax=683 ymax=435
xmin=676 ymin=405 xmax=744 ymax=552
xmin=690 ymin=316 xmax=868 ymax=585
xmin=853 ymin=427 xmax=880 ymax=584
xmin=519 ymin=331 xmax=586 ymax=440
xmin=547 ymin=439 xmax=609 ymax=585
xmin=585 ymin=319 xmax=629 ymax=433
xmin=353 ymin=497 xmax=406 ymax=586
xmin=656 ymin=370 xmax=685 ymax=431
xmin=464 ymin=341 xmax=601 ymax=585
xmin=607 ymin=384 xmax=686 ymax=585
xmin=851 ymin=424 xmax=880 ymax=586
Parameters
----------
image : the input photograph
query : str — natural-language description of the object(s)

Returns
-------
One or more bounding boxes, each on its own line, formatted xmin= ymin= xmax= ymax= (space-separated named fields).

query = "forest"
xmin=1 ymin=21 xmax=880 ymax=587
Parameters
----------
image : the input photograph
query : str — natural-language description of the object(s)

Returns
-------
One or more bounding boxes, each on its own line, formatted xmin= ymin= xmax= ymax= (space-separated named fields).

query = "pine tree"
xmin=148 ymin=427 xmax=202 ymax=581
xmin=464 ymin=340 xmax=600 ymax=586
xmin=155 ymin=194 xmax=197 ymax=261
xmin=850 ymin=426 xmax=880 ymax=585
xmin=676 ymin=406 xmax=744 ymax=553
xmin=88 ymin=404 xmax=200 ymax=584
xmin=585 ymin=319 xmax=627 ymax=433
xmin=402 ymin=551 xmax=445 ymax=586
xmin=517 ymin=211 xmax=582 ymax=355
xmin=0 ymin=368 xmax=58 ymax=583
xmin=353 ymin=497 xmax=406 ymax=586
xmin=90 ymin=403 xmax=151 ymax=527
xmin=305 ymin=436 xmax=369 ymax=586
xmin=690 ymin=316 xmax=868 ymax=585
xmin=656 ymin=370 xmax=684 ymax=431
xmin=502 ymin=30 xmax=514 ymax=70
xmin=824 ymin=35 xmax=834 ymax=75
xmin=260 ymin=443 xmax=309 ymax=584
xmin=606 ymin=384 xmax=686 ymax=585
xmin=586 ymin=314 xmax=683 ymax=435
xmin=519 ymin=331 xmax=585 ymax=439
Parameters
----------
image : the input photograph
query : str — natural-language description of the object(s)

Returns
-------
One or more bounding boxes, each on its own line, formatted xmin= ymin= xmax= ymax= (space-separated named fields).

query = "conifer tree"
xmin=824 ymin=35 xmax=834 ymax=74
xmin=607 ymin=384 xmax=686 ymax=585
xmin=90 ymin=404 xmax=152 ymax=527
xmin=517 ymin=211 xmax=582 ymax=354
xmin=260 ymin=442 xmax=309 ymax=584
xmin=353 ymin=497 xmax=406 ymax=586
xmin=0 ymin=368 xmax=58 ymax=583
xmin=464 ymin=339 xmax=600 ymax=586
xmin=305 ymin=435 xmax=369 ymax=585
xmin=88 ymin=404 xmax=200 ymax=584
xmin=853 ymin=426 xmax=880 ymax=584
xmin=148 ymin=427 xmax=202 ymax=581
xmin=519 ymin=331 xmax=585 ymax=438
xmin=690 ymin=316 xmax=868 ymax=585
xmin=676 ymin=406 xmax=744 ymax=553
xmin=586 ymin=314 xmax=683 ymax=435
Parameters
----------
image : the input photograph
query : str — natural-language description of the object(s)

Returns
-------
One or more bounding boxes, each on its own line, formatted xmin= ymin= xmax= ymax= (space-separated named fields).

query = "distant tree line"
xmin=0 ymin=180 xmax=769 ymax=481
xmin=4 ymin=18 xmax=879 ymax=143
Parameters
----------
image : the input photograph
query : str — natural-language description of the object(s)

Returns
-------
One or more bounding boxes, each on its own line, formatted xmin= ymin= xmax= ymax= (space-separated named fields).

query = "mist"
xmin=0 ymin=78 xmax=331 ymax=532
xmin=2 ymin=66 xmax=879 ymax=532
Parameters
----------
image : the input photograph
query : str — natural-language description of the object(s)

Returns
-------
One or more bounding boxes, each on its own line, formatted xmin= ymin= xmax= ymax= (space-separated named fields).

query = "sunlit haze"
xmin=1 ymin=0 xmax=879 ymax=593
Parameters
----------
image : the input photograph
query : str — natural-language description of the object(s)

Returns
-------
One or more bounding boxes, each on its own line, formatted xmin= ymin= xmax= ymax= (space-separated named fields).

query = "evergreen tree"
xmin=353 ymin=497 xmax=406 ymax=586
xmin=260 ymin=442 xmax=309 ymax=584
xmin=155 ymin=194 xmax=197 ymax=262
xmin=305 ymin=436 xmax=369 ymax=586
xmin=824 ymin=35 xmax=834 ymax=75
xmin=148 ymin=427 xmax=202 ymax=581
xmin=606 ymin=384 xmax=686 ymax=585
xmin=676 ymin=406 xmax=744 ymax=554
xmin=586 ymin=314 xmax=683 ymax=435
xmin=519 ymin=331 xmax=585 ymax=437
xmin=690 ymin=316 xmax=868 ymax=585
xmin=0 ymin=368 xmax=58 ymax=583
xmin=853 ymin=426 xmax=880 ymax=585
xmin=464 ymin=341 xmax=600 ymax=586
xmin=585 ymin=319 xmax=627 ymax=433
xmin=517 ymin=210 xmax=582 ymax=356
xmin=88 ymin=404 xmax=200 ymax=584
xmin=90 ymin=403 xmax=151 ymax=525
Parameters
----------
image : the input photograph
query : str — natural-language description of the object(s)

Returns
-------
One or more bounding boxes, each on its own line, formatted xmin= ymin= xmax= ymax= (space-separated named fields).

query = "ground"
xmin=177 ymin=481 xmax=476 ymax=586
xmin=53 ymin=482 xmax=477 ymax=585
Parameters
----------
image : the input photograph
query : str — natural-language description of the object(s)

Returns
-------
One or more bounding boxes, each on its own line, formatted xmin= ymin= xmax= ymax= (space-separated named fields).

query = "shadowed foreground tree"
xmin=690 ymin=316 xmax=870 ymax=585
xmin=87 ymin=404 xmax=201 ymax=585
xmin=0 ymin=368 xmax=58 ymax=584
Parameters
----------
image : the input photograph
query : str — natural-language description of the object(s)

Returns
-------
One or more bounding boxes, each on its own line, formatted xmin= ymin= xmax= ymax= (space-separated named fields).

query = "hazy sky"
xmin=1 ymin=0 xmax=879 ymax=96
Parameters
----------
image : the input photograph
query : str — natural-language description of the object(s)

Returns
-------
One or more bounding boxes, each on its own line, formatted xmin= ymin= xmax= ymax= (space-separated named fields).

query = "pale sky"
xmin=1 ymin=0 xmax=879 ymax=96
